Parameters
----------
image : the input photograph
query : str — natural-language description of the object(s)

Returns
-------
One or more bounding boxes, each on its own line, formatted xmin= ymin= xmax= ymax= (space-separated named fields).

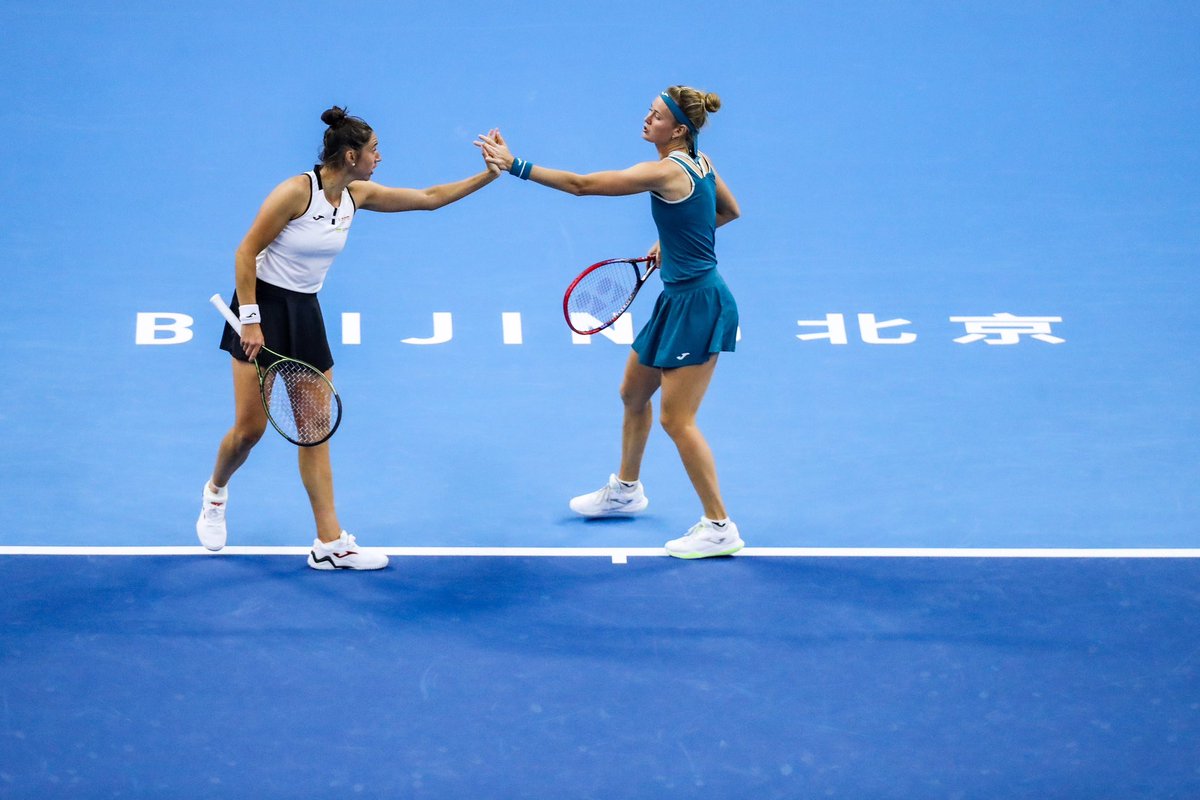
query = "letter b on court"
xmin=135 ymin=312 xmax=194 ymax=345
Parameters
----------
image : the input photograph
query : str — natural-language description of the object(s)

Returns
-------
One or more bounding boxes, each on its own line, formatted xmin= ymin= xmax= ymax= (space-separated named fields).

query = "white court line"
xmin=1 ymin=546 xmax=1199 ymax=558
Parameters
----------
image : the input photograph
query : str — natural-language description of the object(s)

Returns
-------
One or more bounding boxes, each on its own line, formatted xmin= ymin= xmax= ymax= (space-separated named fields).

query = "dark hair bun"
xmin=321 ymin=106 xmax=348 ymax=128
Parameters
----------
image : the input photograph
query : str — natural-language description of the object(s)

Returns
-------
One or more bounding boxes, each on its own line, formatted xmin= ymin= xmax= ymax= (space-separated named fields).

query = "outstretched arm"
xmin=351 ymin=169 xmax=500 ymax=212
xmin=352 ymin=132 xmax=501 ymax=212
xmin=476 ymin=130 xmax=680 ymax=197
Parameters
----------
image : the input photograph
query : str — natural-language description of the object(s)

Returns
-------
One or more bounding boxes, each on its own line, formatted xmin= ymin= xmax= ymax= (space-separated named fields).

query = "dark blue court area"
xmin=2 ymin=555 xmax=1198 ymax=799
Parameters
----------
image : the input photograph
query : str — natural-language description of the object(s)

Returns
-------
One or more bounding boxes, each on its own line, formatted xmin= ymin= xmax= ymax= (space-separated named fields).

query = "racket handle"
xmin=209 ymin=293 xmax=242 ymax=335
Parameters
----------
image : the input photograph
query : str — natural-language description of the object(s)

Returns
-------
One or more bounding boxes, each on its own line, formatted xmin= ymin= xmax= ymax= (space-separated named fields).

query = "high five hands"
xmin=477 ymin=128 xmax=505 ymax=175
xmin=475 ymin=130 xmax=515 ymax=174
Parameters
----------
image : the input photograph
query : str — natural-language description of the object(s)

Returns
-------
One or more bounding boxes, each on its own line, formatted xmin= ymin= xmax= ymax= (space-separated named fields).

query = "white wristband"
xmin=239 ymin=304 xmax=261 ymax=325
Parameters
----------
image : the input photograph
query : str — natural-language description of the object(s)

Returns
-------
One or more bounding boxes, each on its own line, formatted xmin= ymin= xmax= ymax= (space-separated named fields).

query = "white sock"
xmin=316 ymin=531 xmax=347 ymax=549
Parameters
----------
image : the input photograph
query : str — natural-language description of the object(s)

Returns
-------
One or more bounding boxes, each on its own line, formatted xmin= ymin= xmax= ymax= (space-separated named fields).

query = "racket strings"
xmin=567 ymin=262 xmax=639 ymax=323
xmin=263 ymin=361 xmax=336 ymax=445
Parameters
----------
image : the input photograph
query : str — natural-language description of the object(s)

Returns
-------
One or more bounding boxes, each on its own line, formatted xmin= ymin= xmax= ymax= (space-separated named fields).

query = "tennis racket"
xmin=209 ymin=294 xmax=342 ymax=447
xmin=563 ymin=256 xmax=658 ymax=335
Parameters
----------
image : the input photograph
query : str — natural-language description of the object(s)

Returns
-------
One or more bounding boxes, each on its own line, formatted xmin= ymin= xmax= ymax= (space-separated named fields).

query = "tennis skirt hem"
xmin=218 ymin=279 xmax=334 ymax=372
xmin=632 ymin=272 xmax=738 ymax=369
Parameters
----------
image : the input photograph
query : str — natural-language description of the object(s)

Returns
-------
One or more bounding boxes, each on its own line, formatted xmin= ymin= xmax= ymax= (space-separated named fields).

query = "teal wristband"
xmin=509 ymin=157 xmax=533 ymax=180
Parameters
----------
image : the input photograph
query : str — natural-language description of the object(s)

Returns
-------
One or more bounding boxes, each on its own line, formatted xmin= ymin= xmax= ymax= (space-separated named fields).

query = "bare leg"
xmin=297 ymin=368 xmax=343 ymax=543
xmin=298 ymin=444 xmax=341 ymax=542
xmin=209 ymin=359 xmax=268 ymax=489
xmin=659 ymin=355 xmax=726 ymax=520
xmin=617 ymin=351 xmax=662 ymax=482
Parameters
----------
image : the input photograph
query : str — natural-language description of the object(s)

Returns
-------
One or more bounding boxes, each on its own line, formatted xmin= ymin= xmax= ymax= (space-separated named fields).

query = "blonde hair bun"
xmin=703 ymin=92 xmax=722 ymax=113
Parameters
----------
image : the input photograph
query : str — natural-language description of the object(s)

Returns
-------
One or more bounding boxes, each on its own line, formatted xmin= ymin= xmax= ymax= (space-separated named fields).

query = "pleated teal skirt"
xmin=632 ymin=271 xmax=738 ymax=368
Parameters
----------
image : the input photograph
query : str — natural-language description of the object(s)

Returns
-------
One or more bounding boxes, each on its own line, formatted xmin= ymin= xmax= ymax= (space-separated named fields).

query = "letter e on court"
xmin=136 ymin=313 xmax=194 ymax=345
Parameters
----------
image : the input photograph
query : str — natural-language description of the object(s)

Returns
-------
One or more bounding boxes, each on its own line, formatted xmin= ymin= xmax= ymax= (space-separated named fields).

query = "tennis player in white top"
xmin=198 ymin=106 xmax=500 ymax=570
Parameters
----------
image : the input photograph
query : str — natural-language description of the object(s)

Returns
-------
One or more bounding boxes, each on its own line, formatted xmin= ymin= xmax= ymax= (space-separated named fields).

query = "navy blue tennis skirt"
xmin=218 ymin=279 xmax=334 ymax=372
xmin=632 ymin=271 xmax=738 ymax=368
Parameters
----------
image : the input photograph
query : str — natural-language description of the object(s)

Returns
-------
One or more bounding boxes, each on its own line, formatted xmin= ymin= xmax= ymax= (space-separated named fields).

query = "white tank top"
xmin=255 ymin=167 xmax=355 ymax=293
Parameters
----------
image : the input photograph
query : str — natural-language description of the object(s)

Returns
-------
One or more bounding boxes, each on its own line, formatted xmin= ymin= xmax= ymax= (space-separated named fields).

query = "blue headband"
xmin=660 ymin=92 xmax=698 ymax=156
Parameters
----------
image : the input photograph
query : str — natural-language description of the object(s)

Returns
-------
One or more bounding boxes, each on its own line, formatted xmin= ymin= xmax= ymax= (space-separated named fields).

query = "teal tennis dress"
xmin=632 ymin=151 xmax=738 ymax=368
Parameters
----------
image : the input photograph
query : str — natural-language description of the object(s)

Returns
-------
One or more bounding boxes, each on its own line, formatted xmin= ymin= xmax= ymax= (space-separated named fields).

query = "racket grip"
xmin=209 ymin=293 xmax=242 ymax=335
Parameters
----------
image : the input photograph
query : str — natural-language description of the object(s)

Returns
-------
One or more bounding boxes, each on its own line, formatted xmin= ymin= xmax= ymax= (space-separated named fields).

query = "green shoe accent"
xmin=667 ymin=543 xmax=743 ymax=559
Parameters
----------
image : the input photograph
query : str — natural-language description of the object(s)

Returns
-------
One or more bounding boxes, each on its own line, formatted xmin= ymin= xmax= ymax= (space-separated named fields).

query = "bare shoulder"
xmin=272 ymin=173 xmax=312 ymax=196
xmin=627 ymin=157 xmax=683 ymax=185
xmin=346 ymin=179 xmax=380 ymax=203
xmin=651 ymin=155 xmax=684 ymax=172
xmin=260 ymin=173 xmax=312 ymax=218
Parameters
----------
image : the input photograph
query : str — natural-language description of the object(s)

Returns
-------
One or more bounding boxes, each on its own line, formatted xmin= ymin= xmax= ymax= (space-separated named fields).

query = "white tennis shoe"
xmin=195 ymin=482 xmax=228 ymax=551
xmin=665 ymin=517 xmax=744 ymax=559
xmin=307 ymin=531 xmax=389 ymax=571
xmin=569 ymin=474 xmax=649 ymax=517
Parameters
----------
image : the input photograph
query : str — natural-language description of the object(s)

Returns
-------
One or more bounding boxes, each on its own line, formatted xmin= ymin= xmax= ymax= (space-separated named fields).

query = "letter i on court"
xmin=342 ymin=312 xmax=361 ymax=344
xmin=502 ymin=312 xmax=522 ymax=344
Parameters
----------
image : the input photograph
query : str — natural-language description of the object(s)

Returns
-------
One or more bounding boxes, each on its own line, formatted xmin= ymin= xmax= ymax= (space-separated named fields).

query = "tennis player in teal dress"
xmin=477 ymin=85 xmax=744 ymax=558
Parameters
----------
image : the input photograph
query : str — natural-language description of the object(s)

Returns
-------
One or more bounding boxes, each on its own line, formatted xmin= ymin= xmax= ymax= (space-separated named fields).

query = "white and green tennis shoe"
xmin=569 ymin=474 xmax=649 ymax=517
xmin=665 ymin=517 xmax=744 ymax=559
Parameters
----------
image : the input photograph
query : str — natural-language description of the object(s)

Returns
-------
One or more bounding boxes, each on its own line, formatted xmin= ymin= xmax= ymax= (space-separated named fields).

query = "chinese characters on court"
xmin=796 ymin=313 xmax=1065 ymax=345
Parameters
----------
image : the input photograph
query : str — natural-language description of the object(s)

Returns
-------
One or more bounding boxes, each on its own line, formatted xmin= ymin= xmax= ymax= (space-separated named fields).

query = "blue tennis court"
xmin=2 ymin=1 xmax=1198 ymax=797
xmin=5 ymin=555 xmax=1199 ymax=799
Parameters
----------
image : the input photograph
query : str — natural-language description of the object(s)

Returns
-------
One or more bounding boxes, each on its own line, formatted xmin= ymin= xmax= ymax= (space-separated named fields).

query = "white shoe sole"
xmin=307 ymin=551 xmax=389 ymax=570
xmin=196 ymin=516 xmax=226 ymax=551
xmin=569 ymin=496 xmax=649 ymax=517
xmin=666 ymin=537 xmax=745 ymax=559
